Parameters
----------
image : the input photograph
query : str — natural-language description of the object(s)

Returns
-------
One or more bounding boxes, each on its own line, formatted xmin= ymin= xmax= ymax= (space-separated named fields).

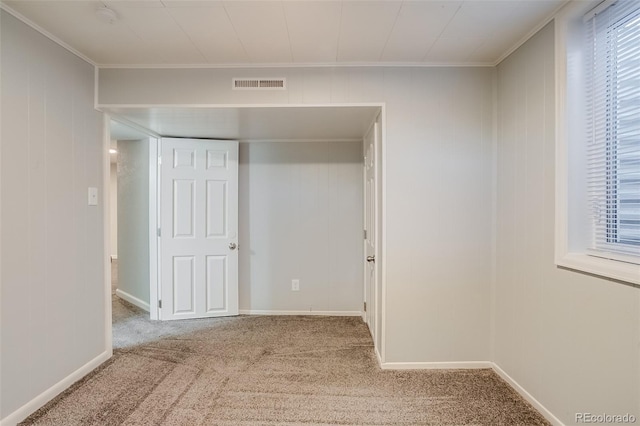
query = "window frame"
xmin=555 ymin=0 xmax=640 ymax=285
xmin=586 ymin=0 xmax=640 ymax=256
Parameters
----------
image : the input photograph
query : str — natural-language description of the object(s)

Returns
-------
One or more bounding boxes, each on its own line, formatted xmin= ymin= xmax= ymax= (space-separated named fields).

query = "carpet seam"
xmin=154 ymin=368 xmax=205 ymax=425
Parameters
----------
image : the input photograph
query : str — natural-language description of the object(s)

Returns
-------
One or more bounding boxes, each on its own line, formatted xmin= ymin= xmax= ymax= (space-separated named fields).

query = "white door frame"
xmin=362 ymin=112 xmax=383 ymax=356
xmin=149 ymin=137 xmax=160 ymax=320
xmin=374 ymin=112 xmax=384 ymax=363
xmin=102 ymin=115 xmax=113 ymax=356
xmin=102 ymin=103 xmax=387 ymax=360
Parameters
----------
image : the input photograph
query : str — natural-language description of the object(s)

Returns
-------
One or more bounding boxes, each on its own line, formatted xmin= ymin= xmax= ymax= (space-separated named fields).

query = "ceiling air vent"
xmin=233 ymin=78 xmax=287 ymax=90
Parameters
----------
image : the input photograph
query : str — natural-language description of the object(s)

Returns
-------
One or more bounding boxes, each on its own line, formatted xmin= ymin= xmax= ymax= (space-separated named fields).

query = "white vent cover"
xmin=233 ymin=78 xmax=286 ymax=90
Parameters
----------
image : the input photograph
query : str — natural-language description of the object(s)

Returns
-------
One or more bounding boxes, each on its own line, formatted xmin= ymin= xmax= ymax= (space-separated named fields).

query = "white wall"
xmin=110 ymin=161 xmax=117 ymax=258
xmin=0 ymin=11 xmax=107 ymax=423
xmin=495 ymin=22 xmax=640 ymax=424
xmin=238 ymin=141 xmax=363 ymax=314
xmin=5 ymin=3 xmax=637 ymax=422
xmin=99 ymin=66 xmax=495 ymax=363
xmin=116 ymin=139 xmax=150 ymax=309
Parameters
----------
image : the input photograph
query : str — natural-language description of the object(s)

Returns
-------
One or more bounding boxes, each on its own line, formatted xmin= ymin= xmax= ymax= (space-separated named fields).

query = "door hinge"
xmin=158 ymin=300 xmax=162 ymax=309
xmin=363 ymin=301 xmax=367 ymax=312
xmin=157 ymin=228 xmax=161 ymax=237
xmin=364 ymin=229 xmax=367 ymax=240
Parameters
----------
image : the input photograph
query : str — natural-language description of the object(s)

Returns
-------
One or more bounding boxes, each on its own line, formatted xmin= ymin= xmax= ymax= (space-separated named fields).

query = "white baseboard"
xmin=491 ymin=363 xmax=564 ymax=426
xmin=238 ymin=309 xmax=362 ymax=317
xmin=375 ymin=360 xmax=562 ymax=424
xmin=380 ymin=361 xmax=493 ymax=370
xmin=0 ymin=350 xmax=111 ymax=426
xmin=375 ymin=346 xmax=383 ymax=366
xmin=115 ymin=289 xmax=150 ymax=312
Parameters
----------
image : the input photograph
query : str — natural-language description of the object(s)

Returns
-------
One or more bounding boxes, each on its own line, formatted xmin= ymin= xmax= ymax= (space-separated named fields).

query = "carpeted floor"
xmin=20 ymin=262 xmax=550 ymax=426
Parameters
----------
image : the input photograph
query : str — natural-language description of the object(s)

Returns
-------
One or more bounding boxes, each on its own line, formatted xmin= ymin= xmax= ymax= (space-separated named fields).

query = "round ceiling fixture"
xmin=96 ymin=6 xmax=118 ymax=24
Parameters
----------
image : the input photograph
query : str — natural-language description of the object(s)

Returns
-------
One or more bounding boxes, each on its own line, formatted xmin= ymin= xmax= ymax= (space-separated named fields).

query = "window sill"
xmin=556 ymin=253 xmax=640 ymax=286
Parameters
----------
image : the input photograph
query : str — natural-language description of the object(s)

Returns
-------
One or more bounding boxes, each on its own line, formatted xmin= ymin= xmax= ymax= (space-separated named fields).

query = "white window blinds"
xmin=585 ymin=0 xmax=640 ymax=259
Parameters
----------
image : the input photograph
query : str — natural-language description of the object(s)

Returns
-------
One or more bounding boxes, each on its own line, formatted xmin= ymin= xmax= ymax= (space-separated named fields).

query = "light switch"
xmin=88 ymin=187 xmax=98 ymax=206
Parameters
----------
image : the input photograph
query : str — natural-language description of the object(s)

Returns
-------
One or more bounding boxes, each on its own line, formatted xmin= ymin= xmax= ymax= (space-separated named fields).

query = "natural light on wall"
xmin=556 ymin=0 xmax=640 ymax=285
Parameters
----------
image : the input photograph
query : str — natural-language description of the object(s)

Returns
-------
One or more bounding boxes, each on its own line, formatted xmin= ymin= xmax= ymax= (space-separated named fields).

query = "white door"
xmin=160 ymin=138 xmax=239 ymax=320
xmin=363 ymin=123 xmax=377 ymax=337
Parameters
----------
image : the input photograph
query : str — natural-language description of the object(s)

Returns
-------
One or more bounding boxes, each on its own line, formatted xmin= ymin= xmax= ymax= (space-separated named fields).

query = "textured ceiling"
xmin=2 ymin=0 xmax=567 ymax=66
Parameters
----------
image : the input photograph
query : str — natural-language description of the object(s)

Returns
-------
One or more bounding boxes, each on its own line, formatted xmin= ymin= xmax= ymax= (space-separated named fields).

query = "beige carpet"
xmin=21 ymin=318 xmax=549 ymax=426
xmin=21 ymin=262 xmax=550 ymax=425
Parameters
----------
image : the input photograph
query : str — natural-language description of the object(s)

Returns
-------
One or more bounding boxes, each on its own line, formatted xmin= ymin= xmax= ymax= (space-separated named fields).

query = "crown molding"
xmin=0 ymin=3 xmax=97 ymax=67
xmin=494 ymin=0 xmax=571 ymax=66
xmin=96 ymin=62 xmax=495 ymax=69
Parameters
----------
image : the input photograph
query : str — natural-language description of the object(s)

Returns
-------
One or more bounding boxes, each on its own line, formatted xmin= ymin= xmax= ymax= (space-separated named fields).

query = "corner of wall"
xmin=491 ymin=363 xmax=565 ymax=426
xmin=489 ymin=67 xmax=498 ymax=363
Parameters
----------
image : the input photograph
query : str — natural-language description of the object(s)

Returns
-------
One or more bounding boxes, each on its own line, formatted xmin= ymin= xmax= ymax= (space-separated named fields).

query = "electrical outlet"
xmin=291 ymin=279 xmax=300 ymax=291
xmin=88 ymin=187 xmax=98 ymax=206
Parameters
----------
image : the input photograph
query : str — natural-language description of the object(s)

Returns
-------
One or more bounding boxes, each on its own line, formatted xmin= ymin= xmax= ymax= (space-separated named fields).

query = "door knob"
xmin=366 ymin=255 xmax=375 ymax=263
xmin=229 ymin=242 xmax=237 ymax=250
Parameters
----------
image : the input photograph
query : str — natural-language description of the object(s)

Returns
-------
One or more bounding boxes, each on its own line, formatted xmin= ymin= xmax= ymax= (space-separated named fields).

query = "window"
xmin=585 ymin=0 xmax=640 ymax=262
xmin=555 ymin=0 xmax=640 ymax=285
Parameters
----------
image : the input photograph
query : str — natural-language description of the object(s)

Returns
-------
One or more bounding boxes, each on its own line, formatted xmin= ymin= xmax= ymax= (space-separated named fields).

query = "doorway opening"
xmin=104 ymin=104 xmax=385 ymax=357
xmin=108 ymin=120 xmax=161 ymax=347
